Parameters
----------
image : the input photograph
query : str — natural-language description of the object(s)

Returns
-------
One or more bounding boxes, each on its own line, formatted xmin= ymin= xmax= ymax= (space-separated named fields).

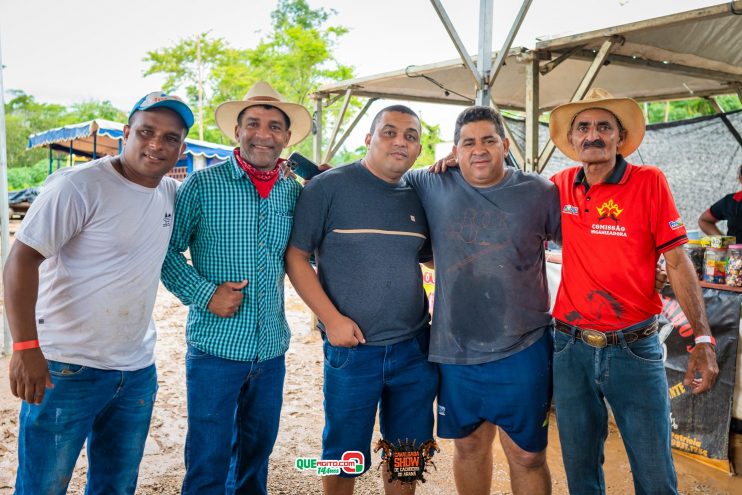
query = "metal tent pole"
xmin=0 ymin=29 xmax=11 ymax=354
xmin=312 ymin=96 xmax=323 ymax=164
xmin=475 ymin=0 xmax=493 ymax=106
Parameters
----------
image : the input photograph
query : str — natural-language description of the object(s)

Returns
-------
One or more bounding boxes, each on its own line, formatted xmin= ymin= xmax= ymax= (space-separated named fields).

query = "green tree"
xmin=644 ymin=96 xmax=742 ymax=124
xmin=235 ymin=0 xmax=352 ymax=107
xmin=4 ymin=91 xmax=66 ymax=168
xmin=4 ymin=90 xmax=127 ymax=179
xmin=143 ymin=0 xmax=355 ymax=156
xmin=143 ymin=33 xmax=228 ymax=140
xmin=415 ymin=120 xmax=443 ymax=168
xmin=65 ymin=99 xmax=127 ymax=123
xmin=7 ymin=159 xmax=50 ymax=190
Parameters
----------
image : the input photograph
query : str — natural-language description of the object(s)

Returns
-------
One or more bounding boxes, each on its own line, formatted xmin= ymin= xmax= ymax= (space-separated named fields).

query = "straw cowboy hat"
xmin=549 ymin=88 xmax=645 ymax=162
xmin=214 ymin=81 xmax=312 ymax=146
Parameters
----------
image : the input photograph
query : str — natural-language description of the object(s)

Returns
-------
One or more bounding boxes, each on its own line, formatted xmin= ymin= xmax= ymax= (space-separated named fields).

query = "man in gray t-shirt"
xmin=286 ymin=105 xmax=437 ymax=495
xmin=405 ymin=106 xmax=560 ymax=495
xmin=407 ymin=166 xmax=559 ymax=364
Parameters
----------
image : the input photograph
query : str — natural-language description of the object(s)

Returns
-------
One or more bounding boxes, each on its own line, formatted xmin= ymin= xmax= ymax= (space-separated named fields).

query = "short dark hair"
xmin=370 ymin=105 xmax=420 ymax=134
xmin=454 ymin=106 xmax=505 ymax=144
xmin=738 ymin=164 xmax=742 ymax=177
xmin=237 ymin=104 xmax=291 ymax=129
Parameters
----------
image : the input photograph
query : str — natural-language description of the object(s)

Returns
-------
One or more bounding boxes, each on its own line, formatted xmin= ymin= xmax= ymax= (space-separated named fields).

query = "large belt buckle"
xmin=581 ymin=329 xmax=607 ymax=348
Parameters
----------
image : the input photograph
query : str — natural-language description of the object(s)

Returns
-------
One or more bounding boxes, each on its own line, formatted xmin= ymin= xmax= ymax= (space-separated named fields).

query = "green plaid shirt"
xmin=161 ymin=155 xmax=302 ymax=361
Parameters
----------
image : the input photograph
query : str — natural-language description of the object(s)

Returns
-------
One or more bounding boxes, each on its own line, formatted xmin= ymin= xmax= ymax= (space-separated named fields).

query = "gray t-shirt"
xmin=290 ymin=162 xmax=431 ymax=345
xmin=406 ymin=167 xmax=560 ymax=364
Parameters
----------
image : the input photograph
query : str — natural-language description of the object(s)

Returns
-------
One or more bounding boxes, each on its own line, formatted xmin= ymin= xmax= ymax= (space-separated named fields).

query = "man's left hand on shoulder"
xmin=281 ymin=161 xmax=332 ymax=184
xmin=683 ymin=342 xmax=719 ymax=395
xmin=428 ymin=153 xmax=457 ymax=174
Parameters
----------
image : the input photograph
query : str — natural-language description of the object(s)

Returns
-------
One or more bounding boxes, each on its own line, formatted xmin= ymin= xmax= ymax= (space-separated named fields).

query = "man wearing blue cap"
xmin=5 ymin=91 xmax=193 ymax=495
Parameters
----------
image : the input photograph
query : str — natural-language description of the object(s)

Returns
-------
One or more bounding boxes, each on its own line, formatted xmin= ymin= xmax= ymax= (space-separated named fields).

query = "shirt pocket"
xmin=267 ymin=211 xmax=294 ymax=253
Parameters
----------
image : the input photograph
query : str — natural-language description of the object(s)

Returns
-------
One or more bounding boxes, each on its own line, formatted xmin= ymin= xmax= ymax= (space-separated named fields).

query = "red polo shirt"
xmin=550 ymin=156 xmax=687 ymax=331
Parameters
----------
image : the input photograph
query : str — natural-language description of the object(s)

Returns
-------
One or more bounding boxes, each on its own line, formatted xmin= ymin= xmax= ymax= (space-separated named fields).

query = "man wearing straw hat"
xmin=161 ymin=81 xmax=311 ymax=495
xmin=549 ymin=88 xmax=718 ymax=494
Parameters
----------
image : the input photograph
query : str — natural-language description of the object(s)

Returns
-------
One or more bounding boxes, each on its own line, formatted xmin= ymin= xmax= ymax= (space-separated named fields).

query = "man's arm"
xmin=698 ymin=210 xmax=722 ymax=236
xmin=285 ymin=246 xmax=365 ymax=347
xmin=160 ymin=175 xmax=245 ymax=317
xmin=664 ymin=246 xmax=719 ymax=394
xmin=5 ymin=241 xmax=52 ymax=404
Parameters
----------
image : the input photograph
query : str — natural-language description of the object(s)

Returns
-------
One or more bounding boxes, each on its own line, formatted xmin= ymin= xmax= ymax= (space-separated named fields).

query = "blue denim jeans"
xmin=181 ymin=344 xmax=285 ymax=495
xmin=552 ymin=322 xmax=678 ymax=495
xmin=322 ymin=332 xmax=438 ymax=476
xmin=15 ymin=361 xmax=157 ymax=495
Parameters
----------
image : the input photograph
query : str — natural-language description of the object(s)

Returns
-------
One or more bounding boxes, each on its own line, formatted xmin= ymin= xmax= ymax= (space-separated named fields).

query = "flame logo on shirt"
xmin=596 ymin=199 xmax=623 ymax=222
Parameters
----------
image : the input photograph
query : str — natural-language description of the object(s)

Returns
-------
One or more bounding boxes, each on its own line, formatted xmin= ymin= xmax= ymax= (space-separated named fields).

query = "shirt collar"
xmin=573 ymin=155 xmax=628 ymax=189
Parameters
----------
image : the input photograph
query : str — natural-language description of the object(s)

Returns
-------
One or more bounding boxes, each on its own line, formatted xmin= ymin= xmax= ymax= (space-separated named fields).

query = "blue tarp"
xmin=8 ymin=187 xmax=40 ymax=205
xmin=27 ymin=120 xmax=123 ymax=150
xmin=184 ymin=138 xmax=233 ymax=160
xmin=27 ymin=119 xmax=233 ymax=160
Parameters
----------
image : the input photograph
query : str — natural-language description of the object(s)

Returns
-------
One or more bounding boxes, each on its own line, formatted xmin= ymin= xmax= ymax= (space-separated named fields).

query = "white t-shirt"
xmin=16 ymin=157 xmax=178 ymax=370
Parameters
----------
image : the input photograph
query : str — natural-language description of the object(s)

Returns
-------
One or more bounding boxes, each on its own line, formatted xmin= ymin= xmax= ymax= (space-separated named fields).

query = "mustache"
xmin=583 ymin=139 xmax=606 ymax=149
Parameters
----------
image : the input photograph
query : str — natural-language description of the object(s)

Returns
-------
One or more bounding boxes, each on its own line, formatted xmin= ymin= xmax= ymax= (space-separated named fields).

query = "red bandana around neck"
xmin=233 ymin=148 xmax=284 ymax=199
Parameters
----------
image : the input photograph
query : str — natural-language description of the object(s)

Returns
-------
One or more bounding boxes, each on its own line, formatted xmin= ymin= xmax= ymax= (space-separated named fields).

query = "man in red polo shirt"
xmin=549 ymin=88 xmax=718 ymax=495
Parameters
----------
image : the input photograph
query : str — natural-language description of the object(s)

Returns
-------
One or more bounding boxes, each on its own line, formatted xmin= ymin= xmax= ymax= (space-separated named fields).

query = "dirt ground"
xmin=0 ymin=220 xmax=741 ymax=494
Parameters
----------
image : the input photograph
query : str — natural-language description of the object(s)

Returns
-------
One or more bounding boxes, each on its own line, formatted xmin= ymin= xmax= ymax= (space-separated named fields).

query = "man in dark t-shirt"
xmin=285 ymin=105 xmax=437 ymax=495
xmin=699 ymin=164 xmax=742 ymax=241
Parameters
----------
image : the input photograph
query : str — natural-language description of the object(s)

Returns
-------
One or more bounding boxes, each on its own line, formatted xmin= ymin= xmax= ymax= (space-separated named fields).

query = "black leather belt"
xmin=555 ymin=320 xmax=658 ymax=348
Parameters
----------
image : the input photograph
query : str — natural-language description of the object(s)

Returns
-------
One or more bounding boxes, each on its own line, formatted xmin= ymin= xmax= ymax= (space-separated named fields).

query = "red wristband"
xmin=12 ymin=339 xmax=40 ymax=351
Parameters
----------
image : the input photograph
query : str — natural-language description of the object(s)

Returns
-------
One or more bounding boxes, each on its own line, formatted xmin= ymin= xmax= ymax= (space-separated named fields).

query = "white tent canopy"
xmin=311 ymin=1 xmax=742 ymax=170
xmin=533 ymin=1 xmax=742 ymax=108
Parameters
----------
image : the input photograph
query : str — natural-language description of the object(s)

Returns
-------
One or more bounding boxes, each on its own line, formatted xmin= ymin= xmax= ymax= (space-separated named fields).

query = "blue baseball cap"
xmin=128 ymin=91 xmax=195 ymax=131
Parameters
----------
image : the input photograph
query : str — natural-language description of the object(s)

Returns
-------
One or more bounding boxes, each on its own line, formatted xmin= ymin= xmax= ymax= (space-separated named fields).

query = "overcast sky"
xmin=0 ymin=0 xmax=721 ymax=148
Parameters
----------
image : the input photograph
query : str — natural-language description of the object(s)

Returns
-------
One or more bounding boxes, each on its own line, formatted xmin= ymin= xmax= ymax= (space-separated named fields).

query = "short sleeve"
xmin=708 ymin=195 xmax=729 ymax=221
xmin=649 ymin=169 xmax=687 ymax=253
xmin=544 ymin=181 xmax=562 ymax=242
xmin=15 ymin=174 xmax=86 ymax=258
xmin=288 ymin=178 xmax=330 ymax=253
xmin=403 ymin=169 xmax=429 ymax=198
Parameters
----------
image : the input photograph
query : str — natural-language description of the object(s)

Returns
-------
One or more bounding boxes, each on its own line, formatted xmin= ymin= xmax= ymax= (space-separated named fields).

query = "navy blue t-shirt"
xmin=406 ymin=167 xmax=561 ymax=364
xmin=709 ymin=191 xmax=742 ymax=242
xmin=289 ymin=162 xmax=431 ymax=345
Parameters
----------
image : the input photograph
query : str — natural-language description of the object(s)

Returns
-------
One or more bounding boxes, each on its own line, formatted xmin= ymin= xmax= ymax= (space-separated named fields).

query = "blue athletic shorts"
xmin=322 ymin=331 xmax=438 ymax=477
xmin=436 ymin=328 xmax=553 ymax=453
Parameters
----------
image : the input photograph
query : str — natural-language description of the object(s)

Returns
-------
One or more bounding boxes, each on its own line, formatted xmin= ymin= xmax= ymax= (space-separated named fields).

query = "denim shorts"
xmin=437 ymin=329 xmax=552 ymax=452
xmin=321 ymin=331 xmax=438 ymax=476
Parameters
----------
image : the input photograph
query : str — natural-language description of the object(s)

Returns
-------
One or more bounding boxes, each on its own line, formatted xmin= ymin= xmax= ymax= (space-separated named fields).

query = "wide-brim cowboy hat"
xmin=549 ymin=88 xmax=645 ymax=162
xmin=214 ymin=81 xmax=312 ymax=146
